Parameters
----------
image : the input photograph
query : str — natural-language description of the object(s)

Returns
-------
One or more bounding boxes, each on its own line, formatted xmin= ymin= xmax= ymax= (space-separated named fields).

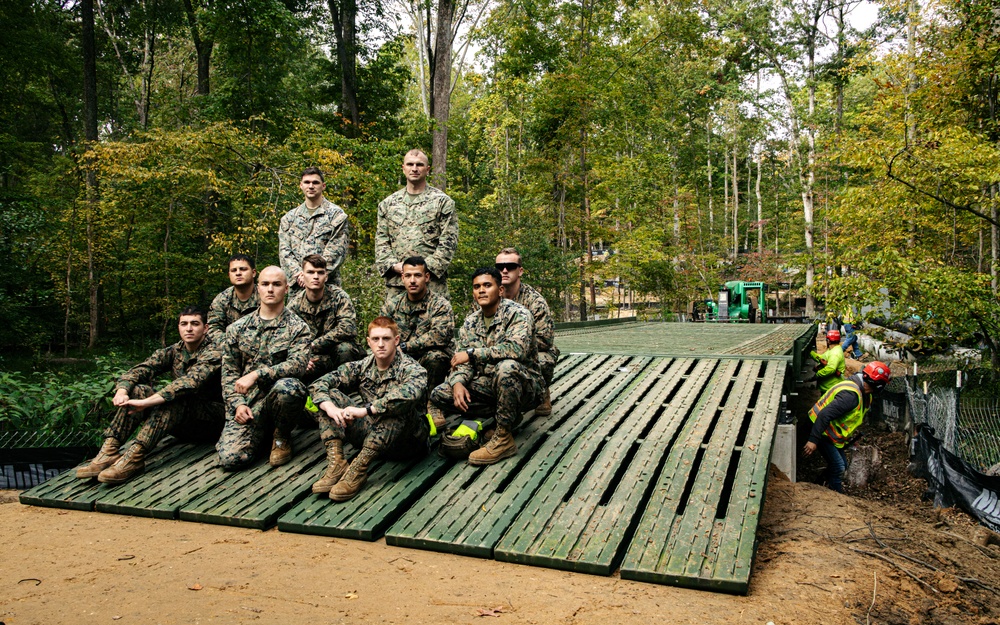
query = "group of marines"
xmin=75 ymin=149 xmax=560 ymax=503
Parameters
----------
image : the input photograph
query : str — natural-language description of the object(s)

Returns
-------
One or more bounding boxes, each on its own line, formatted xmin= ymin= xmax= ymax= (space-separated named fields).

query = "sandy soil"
xmin=3 ymin=447 xmax=999 ymax=625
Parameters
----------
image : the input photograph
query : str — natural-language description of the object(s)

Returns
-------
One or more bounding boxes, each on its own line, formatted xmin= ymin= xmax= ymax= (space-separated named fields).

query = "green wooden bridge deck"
xmin=20 ymin=321 xmax=815 ymax=594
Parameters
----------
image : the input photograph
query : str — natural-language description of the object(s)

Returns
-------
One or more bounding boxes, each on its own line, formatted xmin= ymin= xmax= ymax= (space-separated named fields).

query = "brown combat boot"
xmin=97 ymin=442 xmax=147 ymax=484
xmin=269 ymin=429 xmax=294 ymax=467
xmin=311 ymin=439 xmax=349 ymax=493
xmin=534 ymin=389 xmax=552 ymax=416
xmin=428 ymin=401 xmax=446 ymax=430
xmin=77 ymin=437 xmax=122 ymax=479
xmin=329 ymin=446 xmax=377 ymax=502
xmin=468 ymin=425 xmax=516 ymax=466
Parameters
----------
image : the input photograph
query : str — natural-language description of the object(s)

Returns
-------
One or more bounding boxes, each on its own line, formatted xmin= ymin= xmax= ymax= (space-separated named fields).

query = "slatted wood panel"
xmin=178 ymin=428 xmax=325 ymax=529
xmin=493 ymin=357 xmax=716 ymax=574
xmin=18 ymin=438 xmax=196 ymax=512
xmin=385 ymin=354 xmax=650 ymax=557
xmin=619 ymin=359 xmax=785 ymax=594
xmin=94 ymin=445 xmax=223 ymax=519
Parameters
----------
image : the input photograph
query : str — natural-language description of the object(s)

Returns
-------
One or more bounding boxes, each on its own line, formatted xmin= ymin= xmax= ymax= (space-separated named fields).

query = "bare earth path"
xmin=4 ymin=456 xmax=998 ymax=625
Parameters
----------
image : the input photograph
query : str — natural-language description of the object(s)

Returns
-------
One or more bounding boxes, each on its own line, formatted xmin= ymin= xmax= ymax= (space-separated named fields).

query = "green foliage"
xmin=0 ymin=362 xmax=119 ymax=432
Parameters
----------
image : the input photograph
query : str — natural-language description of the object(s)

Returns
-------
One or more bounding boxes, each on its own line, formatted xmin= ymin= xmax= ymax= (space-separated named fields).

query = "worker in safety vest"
xmin=803 ymin=361 xmax=890 ymax=493
xmin=809 ymin=328 xmax=846 ymax=393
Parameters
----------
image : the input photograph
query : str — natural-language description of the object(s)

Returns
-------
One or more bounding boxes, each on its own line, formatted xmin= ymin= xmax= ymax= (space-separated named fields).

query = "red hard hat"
xmin=862 ymin=361 xmax=891 ymax=390
xmin=826 ymin=329 xmax=841 ymax=342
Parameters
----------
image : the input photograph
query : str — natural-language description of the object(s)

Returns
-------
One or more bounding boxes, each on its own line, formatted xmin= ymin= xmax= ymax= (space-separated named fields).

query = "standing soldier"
xmin=803 ymin=361 xmax=891 ymax=493
xmin=430 ymin=267 xmax=543 ymax=465
xmin=217 ymin=266 xmax=312 ymax=471
xmin=77 ymin=306 xmax=224 ymax=484
xmin=375 ymin=149 xmax=458 ymax=302
xmin=287 ymin=254 xmax=364 ymax=381
xmin=494 ymin=247 xmax=559 ymax=415
xmin=309 ymin=316 xmax=430 ymax=501
xmin=279 ymin=167 xmax=349 ymax=288
xmin=207 ymin=254 xmax=259 ymax=343
xmin=379 ymin=255 xmax=454 ymax=425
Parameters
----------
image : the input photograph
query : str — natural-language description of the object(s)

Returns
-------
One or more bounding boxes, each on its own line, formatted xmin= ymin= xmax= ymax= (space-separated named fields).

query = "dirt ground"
xmin=2 ymin=430 xmax=999 ymax=625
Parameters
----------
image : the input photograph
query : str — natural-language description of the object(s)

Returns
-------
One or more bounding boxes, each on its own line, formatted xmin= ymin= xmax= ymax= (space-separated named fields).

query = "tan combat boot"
xmin=311 ymin=439 xmax=349 ymax=493
xmin=534 ymin=389 xmax=552 ymax=416
xmin=97 ymin=442 xmax=147 ymax=484
xmin=428 ymin=401 xmax=446 ymax=430
xmin=329 ymin=446 xmax=377 ymax=502
xmin=468 ymin=425 xmax=516 ymax=466
xmin=269 ymin=429 xmax=294 ymax=467
xmin=77 ymin=437 xmax=122 ymax=478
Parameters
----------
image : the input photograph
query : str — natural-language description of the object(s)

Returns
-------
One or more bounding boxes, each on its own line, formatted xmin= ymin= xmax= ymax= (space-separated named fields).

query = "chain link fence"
xmin=906 ymin=369 xmax=1000 ymax=473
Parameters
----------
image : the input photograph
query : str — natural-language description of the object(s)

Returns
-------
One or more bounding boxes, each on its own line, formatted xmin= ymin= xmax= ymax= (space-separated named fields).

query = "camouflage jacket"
xmin=115 ymin=337 xmax=222 ymax=404
xmin=207 ymin=286 xmax=260 ymax=344
xmin=448 ymin=299 xmax=539 ymax=386
xmin=222 ymin=308 xmax=311 ymax=413
xmin=375 ymin=186 xmax=458 ymax=286
xmin=287 ymin=284 xmax=359 ymax=355
xmin=510 ymin=283 xmax=559 ymax=359
xmin=279 ymin=198 xmax=349 ymax=286
xmin=309 ymin=352 xmax=427 ymax=423
xmin=379 ymin=290 xmax=455 ymax=356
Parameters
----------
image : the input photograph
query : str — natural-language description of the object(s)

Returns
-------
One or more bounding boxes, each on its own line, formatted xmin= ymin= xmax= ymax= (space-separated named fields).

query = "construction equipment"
xmin=709 ymin=281 xmax=768 ymax=323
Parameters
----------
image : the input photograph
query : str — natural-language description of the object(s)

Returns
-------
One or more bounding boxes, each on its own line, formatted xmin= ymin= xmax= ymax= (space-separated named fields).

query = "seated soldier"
xmin=309 ymin=316 xmax=430 ymax=501
xmin=379 ymin=255 xmax=454 ymax=425
xmin=216 ymin=266 xmax=312 ymax=470
xmin=288 ymin=254 xmax=365 ymax=382
xmin=430 ymin=267 xmax=543 ymax=465
xmin=494 ymin=247 xmax=559 ymax=415
xmin=77 ymin=305 xmax=224 ymax=484
xmin=207 ymin=254 xmax=260 ymax=343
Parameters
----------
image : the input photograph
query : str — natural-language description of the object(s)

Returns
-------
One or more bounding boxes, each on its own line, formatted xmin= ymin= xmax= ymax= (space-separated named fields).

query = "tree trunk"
xmin=756 ymin=153 xmax=763 ymax=252
xmin=732 ymin=149 xmax=739 ymax=258
xmin=182 ymin=0 xmax=212 ymax=95
xmin=82 ymin=0 xmax=100 ymax=348
xmin=430 ymin=0 xmax=454 ymax=190
xmin=707 ymin=115 xmax=714 ymax=235
xmin=328 ymin=0 xmax=360 ymax=134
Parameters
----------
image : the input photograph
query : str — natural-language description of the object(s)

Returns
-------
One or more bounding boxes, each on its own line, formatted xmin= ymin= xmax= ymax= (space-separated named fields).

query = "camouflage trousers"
xmin=306 ymin=341 xmax=367 ymax=384
xmin=539 ymin=351 xmax=558 ymax=386
xmin=105 ymin=385 xmax=224 ymax=449
xmin=430 ymin=359 xmax=543 ymax=430
xmin=216 ymin=378 xmax=307 ymax=471
xmin=413 ymin=349 xmax=451 ymax=393
xmin=315 ymin=389 xmax=429 ymax=460
xmin=384 ymin=276 xmax=449 ymax=304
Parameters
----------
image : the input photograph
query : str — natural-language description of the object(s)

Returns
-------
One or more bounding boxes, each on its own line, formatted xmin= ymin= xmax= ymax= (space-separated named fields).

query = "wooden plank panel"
xmin=277 ymin=452 xmax=451 ymax=540
xmin=620 ymin=359 xmax=786 ymax=593
xmin=494 ymin=357 xmax=713 ymax=574
xmin=178 ymin=428 xmax=326 ymax=529
xmin=94 ymin=444 xmax=220 ymax=519
xmin=18 ymin=438 xmax=191 ymax=512
xmin=385 ymin=355 xmax=650 ymax=558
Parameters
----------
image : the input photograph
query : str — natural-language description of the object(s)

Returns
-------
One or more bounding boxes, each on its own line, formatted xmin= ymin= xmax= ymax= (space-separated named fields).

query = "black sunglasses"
xmin=495 ymin=262 xmax=521 ymax=272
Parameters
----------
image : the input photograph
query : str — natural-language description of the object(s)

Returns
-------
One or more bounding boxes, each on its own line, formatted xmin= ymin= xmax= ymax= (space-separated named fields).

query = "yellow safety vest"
xmin=808 ymin=380 xmax=868 ymax=448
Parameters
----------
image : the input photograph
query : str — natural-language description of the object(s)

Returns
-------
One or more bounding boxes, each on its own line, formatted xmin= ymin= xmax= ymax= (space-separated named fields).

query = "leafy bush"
xmin=0 ymin=360 xmax=118 ymax=433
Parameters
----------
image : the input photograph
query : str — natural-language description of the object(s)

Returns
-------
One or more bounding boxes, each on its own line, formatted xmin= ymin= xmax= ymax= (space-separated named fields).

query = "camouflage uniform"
xmin=107 ymin=338 xmax=225 ymax=449
xmin=279 ymin=198 xmax=349 ymax=287
xmin=288 ymin=284 xmax=365 ymax=379
xmin=309 ymin=353 xmax=429 ymax=460
xmin=375 ymin=187 xmax=458 ymax=301
xmin=379 ymin=290 xmax=455 ymax=391
xmin=217 ymin=309 xmax=312 ymax=470
xmin=207 ymin=286 xmax=260 ymax=344
xmin=510 ymin=283 xmax=560 ymax=385
xmin=430 ymin=299 xmax=543 ymax=430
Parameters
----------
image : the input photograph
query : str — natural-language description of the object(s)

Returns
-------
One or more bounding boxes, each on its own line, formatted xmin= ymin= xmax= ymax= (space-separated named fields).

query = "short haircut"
xmin=472 ymin=266 xmax=503 ymax=286
xmin=404 ymin=149 xmax=428 ymax=164
xmin=497 ymin=246 xmax=522 ymax=263
xmin=302 ymin=254 xmax=327 ymax=270
xmin=178 ymin=305 xmax=207 ymax=324
xmin=401 ymin=255 xmax=428 ymax=271
xmin=301 ymin=166 xmax=325 ymax=181
xmin=368 ymin=315 xmax=400 ymax=337
xmin=228 ymin=253 xmax=255 ymax=270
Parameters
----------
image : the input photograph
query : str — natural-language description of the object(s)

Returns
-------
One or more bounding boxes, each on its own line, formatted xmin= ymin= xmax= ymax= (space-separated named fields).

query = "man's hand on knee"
xmin=234 ymin=404 xmax=254 ymax=424
xmin=453 ymin=382 xmax=471 ymax=412
xmin=235 ymin=371 xmax=260 ymax=394
xmin=112 ymin=388 xmax=130 ymax=407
